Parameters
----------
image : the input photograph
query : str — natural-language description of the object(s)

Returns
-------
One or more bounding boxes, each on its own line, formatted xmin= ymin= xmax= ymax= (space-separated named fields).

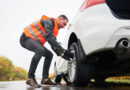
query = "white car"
xmin=54 ymin=0 xmax=130 ymax=86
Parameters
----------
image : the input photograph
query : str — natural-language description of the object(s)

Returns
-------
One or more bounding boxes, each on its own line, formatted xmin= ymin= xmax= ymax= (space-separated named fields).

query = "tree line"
xmin=0 ymin=56 xmax=27 ymax=81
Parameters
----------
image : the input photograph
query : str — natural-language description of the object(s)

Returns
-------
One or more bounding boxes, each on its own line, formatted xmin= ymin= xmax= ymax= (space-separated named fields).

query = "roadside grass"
xmin=49 ymin=74 xmax=130 ymax=85
xmin=106 ymin=76 xmax=130 ymax=84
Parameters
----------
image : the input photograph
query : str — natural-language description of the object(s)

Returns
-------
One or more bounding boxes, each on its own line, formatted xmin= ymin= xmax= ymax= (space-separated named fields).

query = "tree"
xmin=0 ymin=56 xmax=27 ymax=81
xmin=12 ymin=67 xmax=27 ymax=80
xmin=0 ymin=56 xmax=14 ymax=80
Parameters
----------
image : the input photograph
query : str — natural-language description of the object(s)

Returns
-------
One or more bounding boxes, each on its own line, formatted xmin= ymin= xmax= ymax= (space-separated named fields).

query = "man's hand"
xmin=64 ymin=49 xmax=74 ymax=58
xmin=61 ymin=49 xmax=74 ymax=61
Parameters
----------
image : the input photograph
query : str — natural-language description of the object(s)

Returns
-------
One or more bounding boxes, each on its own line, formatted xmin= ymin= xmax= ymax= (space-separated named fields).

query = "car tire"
xmin=93 ymin=74 xmax=108 ymax=85
xmin=68 ymin=42 xmax=94 ymax=86
xmin=94 ymin=77 xmax=106 ymax=84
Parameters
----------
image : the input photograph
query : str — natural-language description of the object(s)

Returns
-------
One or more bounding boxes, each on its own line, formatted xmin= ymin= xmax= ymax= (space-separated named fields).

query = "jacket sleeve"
xmin=40 ymin=19 xmax=65 ymax=56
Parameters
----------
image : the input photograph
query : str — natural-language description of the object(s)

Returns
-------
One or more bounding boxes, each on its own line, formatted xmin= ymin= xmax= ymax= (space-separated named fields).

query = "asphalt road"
xmin=0 ymin=81 xmax=130 ymax=90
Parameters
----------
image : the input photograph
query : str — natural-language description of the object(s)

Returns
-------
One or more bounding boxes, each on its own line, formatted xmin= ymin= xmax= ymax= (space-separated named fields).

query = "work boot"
xmin=41 ymin=78 xmax=57 ymax=85
xmin=26 ymin=77 xmax=41 ymax=88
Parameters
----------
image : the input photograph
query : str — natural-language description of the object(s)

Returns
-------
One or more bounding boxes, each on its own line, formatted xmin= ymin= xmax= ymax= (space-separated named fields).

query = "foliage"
xmin=0 ymin=56 xmax=14 ymax=80
xmin=49 ymin=72 xmax=54 ymax=79
xmin=106 ymin=76 xmax=130 ymax=83
xmin=0 ymin=56 xmax=27 ymax=81
xmin=108 ymin=76 xmax=130 ymax=80
xmin=12 ymin=67 xmax=27 ymax=80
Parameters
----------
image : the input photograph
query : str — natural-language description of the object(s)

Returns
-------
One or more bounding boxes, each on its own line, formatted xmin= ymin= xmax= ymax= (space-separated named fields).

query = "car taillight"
xmin=80 ymin=0 xmax=105 ymax=11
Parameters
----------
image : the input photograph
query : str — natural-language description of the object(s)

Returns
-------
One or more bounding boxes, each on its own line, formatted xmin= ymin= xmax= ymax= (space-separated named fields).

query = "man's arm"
xmin=40 ymin=19 xmax=65 ymax=56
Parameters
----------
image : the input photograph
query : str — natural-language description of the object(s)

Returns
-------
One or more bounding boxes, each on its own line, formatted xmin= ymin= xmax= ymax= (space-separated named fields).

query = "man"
xmin=20 ymin=15 xmax=73 ymax=87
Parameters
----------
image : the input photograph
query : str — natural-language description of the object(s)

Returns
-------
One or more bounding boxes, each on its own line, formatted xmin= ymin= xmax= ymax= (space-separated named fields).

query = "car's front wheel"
xmin=68 ymin=42 xmax=94 ymax=86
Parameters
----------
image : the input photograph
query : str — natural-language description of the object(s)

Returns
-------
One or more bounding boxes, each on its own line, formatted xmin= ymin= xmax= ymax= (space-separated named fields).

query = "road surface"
xmin=0 ymin=81 xmax=130 ymax=90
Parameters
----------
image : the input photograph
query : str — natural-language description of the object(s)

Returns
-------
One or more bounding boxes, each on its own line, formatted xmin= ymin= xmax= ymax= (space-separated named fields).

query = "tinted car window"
xmin=106 ymin=0 xmax=130 ymax=19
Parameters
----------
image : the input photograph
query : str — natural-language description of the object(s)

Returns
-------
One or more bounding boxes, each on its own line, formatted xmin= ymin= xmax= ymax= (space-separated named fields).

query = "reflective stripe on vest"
xmin=24 ymin=15 xmax=58 ymax=45
xmin=27 ymin=24 xmax=42 ymax=44
xmin=26 ymin=21 xmax=48 ymax=44
xmin=33 ymin=21 xmax=47 ymax=40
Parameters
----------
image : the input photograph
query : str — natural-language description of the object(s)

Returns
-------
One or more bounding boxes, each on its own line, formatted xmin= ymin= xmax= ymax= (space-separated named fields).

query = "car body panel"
xmin=54 ymin=0 xmax=130 ymax=81
xmin=69 ymin=3 xmax=130 ymax=55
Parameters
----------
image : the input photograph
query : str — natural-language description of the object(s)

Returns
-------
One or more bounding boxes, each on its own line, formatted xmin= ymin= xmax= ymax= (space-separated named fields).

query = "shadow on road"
xmin=89 ymin=82 xmax=130 ymax=87
xmin=26 ymin=82 xmax=130 ymax=90
xmin=0 ymin=81 xmax=130 ymax=90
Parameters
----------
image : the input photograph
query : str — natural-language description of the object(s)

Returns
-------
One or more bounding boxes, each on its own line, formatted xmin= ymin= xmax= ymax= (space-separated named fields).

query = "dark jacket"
xmin=40 ymin=19 xmax=65 ymax=56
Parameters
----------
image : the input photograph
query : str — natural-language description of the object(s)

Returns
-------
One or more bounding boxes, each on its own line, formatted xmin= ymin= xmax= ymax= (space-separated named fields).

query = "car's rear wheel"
xmin=68 ymin=42 xmax=94 ymax=86
xmin=94 ymin=76 xmax=107 ymax=85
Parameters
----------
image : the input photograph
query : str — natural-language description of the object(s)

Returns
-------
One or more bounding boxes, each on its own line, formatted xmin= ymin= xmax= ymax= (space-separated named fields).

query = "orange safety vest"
xmin=24 ymin=15 xmax=59 ymax=45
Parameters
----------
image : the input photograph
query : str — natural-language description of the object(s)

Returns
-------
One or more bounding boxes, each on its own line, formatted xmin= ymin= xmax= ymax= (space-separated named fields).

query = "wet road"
xmin=0 ymin=81 xmax=130 ymax=90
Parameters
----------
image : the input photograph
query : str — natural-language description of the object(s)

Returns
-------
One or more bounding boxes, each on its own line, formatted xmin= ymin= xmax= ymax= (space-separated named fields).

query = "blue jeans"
xmin=20 ymin=33 xmax=53 ymax=79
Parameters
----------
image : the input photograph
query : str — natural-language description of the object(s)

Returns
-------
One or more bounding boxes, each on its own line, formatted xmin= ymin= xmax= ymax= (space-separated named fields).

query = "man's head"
xmin=57 ymin=15 xmax=69 ymax=29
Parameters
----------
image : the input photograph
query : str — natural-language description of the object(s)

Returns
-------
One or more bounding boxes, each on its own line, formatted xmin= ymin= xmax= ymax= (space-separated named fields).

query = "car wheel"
xmin=68 ymin=42 xmax=94 ymax=86
xmin=94 ymin=74 xmax=107 ymax=85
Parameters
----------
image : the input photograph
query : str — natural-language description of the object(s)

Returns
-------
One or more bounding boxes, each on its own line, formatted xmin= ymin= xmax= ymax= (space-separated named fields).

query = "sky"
xmin=0 ymin=0 xmax=84 ymax=78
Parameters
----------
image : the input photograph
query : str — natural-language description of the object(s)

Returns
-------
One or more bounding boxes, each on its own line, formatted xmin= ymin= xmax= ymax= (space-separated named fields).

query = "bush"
xmin=12 ymin=67 xmax=27 ymax=80
xmin=0 ymin=56 xmax=14 ymax=81
xmin=0 ymin=56 xmax=27 ymax=81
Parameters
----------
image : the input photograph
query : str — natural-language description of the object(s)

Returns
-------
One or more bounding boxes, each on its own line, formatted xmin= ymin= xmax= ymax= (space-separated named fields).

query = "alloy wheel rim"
xmin=68 ymin=49 xmax=76 ymax=82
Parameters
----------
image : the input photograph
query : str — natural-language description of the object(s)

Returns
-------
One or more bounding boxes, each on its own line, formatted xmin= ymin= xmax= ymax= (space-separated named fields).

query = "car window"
xmin=106 ymin=0 xmax=130 ymax=19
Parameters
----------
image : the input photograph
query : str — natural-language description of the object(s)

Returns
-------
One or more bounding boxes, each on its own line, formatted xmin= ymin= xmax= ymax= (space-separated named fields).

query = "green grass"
xmin=91 ymin=76 xmax=130 ymax=84
xmin=106 ymin=78 xmax=130 ymax=84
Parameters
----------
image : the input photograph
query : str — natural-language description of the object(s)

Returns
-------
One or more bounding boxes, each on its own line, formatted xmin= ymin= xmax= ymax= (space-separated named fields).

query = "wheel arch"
xmin=68 ymin=33 xmax=86 ymax=62
xmin=68 ymin=33 xmax=78 ymax=49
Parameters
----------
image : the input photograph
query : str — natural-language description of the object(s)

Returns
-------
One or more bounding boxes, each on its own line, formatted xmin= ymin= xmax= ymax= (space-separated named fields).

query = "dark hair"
xmin=58 ymin=15 xmax=69 ymax=22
